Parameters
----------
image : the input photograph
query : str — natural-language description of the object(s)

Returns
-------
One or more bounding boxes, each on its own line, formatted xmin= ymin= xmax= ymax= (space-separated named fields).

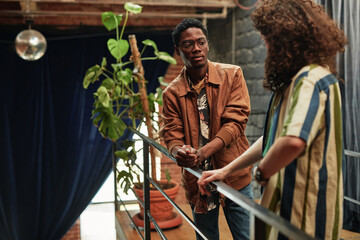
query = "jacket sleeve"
xmin=215 ymin=67 xmax=251 ymax=147
xmin=160 ymin=88 xmax=185 ymax=154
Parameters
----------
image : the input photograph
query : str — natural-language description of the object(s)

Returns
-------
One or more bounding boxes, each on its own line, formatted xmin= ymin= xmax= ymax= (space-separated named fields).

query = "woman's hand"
xmin=197 ymin=169 xmax=227 ymax=196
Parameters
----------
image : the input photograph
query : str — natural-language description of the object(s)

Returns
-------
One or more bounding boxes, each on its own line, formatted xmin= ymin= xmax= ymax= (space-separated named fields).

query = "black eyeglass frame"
xmin=179 ymin=38 xmax=208 ymax=51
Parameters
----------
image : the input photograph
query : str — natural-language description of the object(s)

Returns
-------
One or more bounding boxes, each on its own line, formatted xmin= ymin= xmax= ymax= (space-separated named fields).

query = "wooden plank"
xmin=0 ymin=0 xmax=232 ymax=26
xmin=341 ymin=229 xmax=360 ymax=240
xmin=1 ymin=0 xmax=236 ymax=8
xmin=118 ymin=201 xmax=360 ymax=240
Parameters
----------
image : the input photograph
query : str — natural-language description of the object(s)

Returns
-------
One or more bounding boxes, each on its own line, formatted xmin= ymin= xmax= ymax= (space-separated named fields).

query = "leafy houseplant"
xmin=82 ymin=2 xmax=176 ymax=194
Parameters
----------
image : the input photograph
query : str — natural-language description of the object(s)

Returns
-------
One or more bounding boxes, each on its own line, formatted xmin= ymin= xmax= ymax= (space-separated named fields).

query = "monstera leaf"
xmin=124 ymin=2 xmax=142 ymax=14
xmin=83 ymin=65 xmax=102 ymax=89
xmin=107 ymin=38 xmax=129 ymax=60
xmin=156 ymin=51 xmax=177 ymax=64
xmin=142 ymin=39 xmax=158 ymax=52
xmin=95 ymin=111 xmax=126 ymax=141
xmin=142 ymin=39 xmax=176 ymax=64
xmin=97 ymin=86 xmax=110 ymax=108
xmin=117 ymin=68 xmax=133 ymax=85
xmin=102 ymin=12 xmax=123 ymax=31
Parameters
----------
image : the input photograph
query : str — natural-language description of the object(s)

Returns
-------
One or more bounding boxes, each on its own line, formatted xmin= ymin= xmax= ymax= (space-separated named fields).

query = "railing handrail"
xmin=129 ymin=127 xmax=316 ymax=240
xmin=345 ymin=149 xmax=360 ymax=158
xmin=343 ymin=149 xmax=360 ymax=206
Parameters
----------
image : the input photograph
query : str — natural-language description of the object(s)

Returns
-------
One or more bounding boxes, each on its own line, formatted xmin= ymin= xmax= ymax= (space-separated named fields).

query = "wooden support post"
xmin=128 ymin=34 xmax=157 ymax=181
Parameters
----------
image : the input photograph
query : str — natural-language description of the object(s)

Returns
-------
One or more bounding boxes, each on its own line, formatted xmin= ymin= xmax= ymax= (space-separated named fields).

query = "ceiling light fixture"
xmin=15 ymin=0 xmax=47 ymax=61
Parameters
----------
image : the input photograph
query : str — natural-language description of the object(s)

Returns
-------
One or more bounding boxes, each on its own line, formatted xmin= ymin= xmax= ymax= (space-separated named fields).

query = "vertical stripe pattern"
xmin=260 ymin=65 xmax=343 ymax=239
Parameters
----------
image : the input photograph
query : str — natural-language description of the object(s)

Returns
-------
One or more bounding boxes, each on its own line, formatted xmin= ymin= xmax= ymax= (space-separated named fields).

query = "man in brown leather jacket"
xmin=160 ymin=18 xmax=253 ymax=240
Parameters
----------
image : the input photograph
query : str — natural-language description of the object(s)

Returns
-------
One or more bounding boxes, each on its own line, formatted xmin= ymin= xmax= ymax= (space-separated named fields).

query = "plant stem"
xmin=120 ymin=57 xmax=157 ymax=68
xmin=115 ymin=99 xmax=120 ymax=115
xmin=119 ymin=61 xmax=133 ymax=68
xmin=119 ymin=11 xmax=128 ymax=41
xmin=140 ymin=46 xmax=146 ymax=56
xmin=115 ymin=16 xmax=119 ymax=41
xmin=101 ymin=72 xmax=112 ymax=79
xmin=118 ymin=83 xmax=125 ymax=107
xmin=141 ymin=57 xmax=159 ymax=61
xmin=118 ymin=107 xmax=129 ymax=118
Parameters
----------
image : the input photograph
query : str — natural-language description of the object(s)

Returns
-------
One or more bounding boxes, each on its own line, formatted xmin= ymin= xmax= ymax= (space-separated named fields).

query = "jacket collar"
xmin=178 ymin=60 xmax=221 ymax=97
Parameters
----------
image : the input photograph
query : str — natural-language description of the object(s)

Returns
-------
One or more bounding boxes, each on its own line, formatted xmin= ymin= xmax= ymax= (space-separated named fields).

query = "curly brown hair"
xmin=251 ymin=0 xmax=347 ymax=93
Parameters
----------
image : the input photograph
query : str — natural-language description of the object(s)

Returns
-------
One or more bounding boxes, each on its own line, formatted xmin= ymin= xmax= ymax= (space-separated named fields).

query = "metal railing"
xmin=344 ymin=149 xmax=360 ymax=206
xmin=115 ymin=128 xmax=319 ymax=240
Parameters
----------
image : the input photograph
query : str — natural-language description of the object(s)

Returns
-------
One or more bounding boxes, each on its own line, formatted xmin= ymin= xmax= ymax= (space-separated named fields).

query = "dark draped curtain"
xmin=316 ymin=0 xmax=360 ymax=232
xmin=0 ymin=26 xmax=173 ymax=239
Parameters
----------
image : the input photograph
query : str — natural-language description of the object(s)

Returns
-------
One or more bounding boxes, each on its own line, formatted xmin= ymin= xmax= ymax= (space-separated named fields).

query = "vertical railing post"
xmin=250 ymin=213 xmax=255 ymax=240
xmin=251 ymin=211 xmax=267 ymax=240
xmin=143 ymin=140 xmax=151 ymax=239
xmin=112 ymin=142 xmax=119 ymax=211
xmin=254 ymin=215 xmax=267 ymax=240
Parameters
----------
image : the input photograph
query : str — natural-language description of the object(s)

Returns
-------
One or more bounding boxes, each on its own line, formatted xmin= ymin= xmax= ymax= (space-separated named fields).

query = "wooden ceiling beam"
xmin=0 ymin=7 xmax=227 ymax=19
xmin=0 ymin=0 xmax=233 ymax=27
xmin=0 ymin=15 xmax=184 ymax=28
xmin=18 ymin=1 xmax=38 ymax=18
xmin=2 ymin=0 xmax=235 ymax=8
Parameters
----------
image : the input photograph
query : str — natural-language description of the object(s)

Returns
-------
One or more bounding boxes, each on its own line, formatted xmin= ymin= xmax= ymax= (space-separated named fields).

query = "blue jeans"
xmin=191 ymin=183 xmax=253 ymax=240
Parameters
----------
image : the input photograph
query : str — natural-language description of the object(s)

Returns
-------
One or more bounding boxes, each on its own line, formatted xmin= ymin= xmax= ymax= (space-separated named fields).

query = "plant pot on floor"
xmin=132 ymin=180 xmax=182 ymax=229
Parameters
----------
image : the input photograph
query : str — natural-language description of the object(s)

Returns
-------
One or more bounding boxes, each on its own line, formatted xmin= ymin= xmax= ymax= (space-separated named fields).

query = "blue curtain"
xmin=0 ymin=26 xmax=173 ymax=240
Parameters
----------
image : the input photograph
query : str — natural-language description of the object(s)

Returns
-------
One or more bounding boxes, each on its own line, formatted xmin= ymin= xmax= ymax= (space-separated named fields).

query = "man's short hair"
xmin=172 ymin=18 xmax=209 ymax=47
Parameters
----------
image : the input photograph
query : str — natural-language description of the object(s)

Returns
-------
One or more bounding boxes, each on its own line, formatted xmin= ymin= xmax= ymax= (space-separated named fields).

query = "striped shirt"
xmin=261 ymin=65 xmax=343 ymax=239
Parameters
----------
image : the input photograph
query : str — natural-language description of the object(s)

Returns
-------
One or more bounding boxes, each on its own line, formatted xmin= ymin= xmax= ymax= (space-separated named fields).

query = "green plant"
xmin=83 ymin=2 xmax=176 ymax=194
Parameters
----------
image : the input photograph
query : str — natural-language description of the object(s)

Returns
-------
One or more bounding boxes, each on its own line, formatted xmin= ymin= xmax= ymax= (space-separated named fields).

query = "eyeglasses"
xmin=180 ymin=38 xmax=208 ymax=51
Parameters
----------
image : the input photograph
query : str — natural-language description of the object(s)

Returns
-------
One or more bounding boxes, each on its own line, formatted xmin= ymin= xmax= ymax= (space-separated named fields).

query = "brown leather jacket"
xmin=160 ymin=61 xmax=252 ymax=206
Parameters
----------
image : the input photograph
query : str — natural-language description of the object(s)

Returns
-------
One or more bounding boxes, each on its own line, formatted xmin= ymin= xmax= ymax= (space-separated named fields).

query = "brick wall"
xmin=163 ymin=53 xmax=184 ymax=84
xmin=61 ymin=219 xmax=80 ymax=240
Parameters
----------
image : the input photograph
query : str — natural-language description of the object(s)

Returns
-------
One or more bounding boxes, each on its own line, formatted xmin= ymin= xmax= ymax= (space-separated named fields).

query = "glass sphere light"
xmin=15 ymin=29 xmax=47 ymax=61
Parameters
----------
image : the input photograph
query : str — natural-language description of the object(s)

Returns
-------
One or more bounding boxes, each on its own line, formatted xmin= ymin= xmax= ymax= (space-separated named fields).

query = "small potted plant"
xmin=82 ymin=2 xmax=181 ymax=229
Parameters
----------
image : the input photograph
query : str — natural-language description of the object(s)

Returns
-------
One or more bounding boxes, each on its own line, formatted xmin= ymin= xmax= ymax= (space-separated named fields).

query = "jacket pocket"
xmin=214 ymin=138 xmax=250 ymax=177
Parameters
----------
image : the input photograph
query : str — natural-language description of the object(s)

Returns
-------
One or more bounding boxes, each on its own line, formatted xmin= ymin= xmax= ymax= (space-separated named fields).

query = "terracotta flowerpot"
xmin=132 ymin=180 xmax=182 ymax=229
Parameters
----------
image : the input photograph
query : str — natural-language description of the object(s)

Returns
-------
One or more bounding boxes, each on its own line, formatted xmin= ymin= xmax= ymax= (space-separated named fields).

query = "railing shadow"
xmin=115 ymin=127 xmax=319 ymax=240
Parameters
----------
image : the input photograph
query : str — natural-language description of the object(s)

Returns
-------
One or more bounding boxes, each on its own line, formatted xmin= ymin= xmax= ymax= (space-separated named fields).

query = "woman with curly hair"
xmin=198 ymin=0 xmax=347 ymax=239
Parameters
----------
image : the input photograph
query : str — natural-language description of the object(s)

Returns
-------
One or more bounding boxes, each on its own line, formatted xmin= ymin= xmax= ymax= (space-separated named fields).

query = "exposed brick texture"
xmin=61 ymin=219 xmax=80 ymax=240
xmin=164 ymin=53 xmax=184 ymax=84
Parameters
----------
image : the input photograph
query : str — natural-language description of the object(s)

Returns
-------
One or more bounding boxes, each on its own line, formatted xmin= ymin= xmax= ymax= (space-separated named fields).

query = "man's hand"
xmin=195 ymin=137 xmax=224 ymax=166
xmin=172 ymin=145 xmax=197 ymax=167
xmin=197 ymin=169 xmax=227 ymax=196
xmin=195 ymin=148 xmax=206 ymax=166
